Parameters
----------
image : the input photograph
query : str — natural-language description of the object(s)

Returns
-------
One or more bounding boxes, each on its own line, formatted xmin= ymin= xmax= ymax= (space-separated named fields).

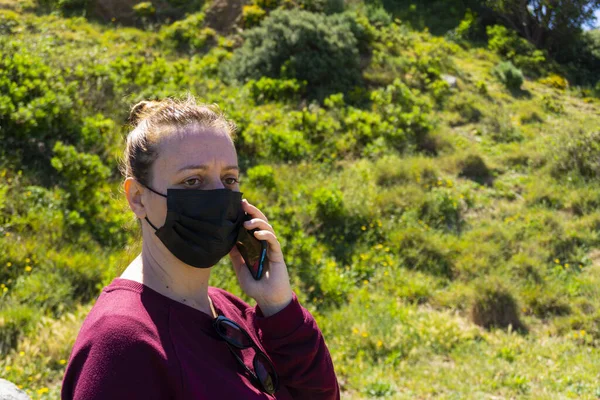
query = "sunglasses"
xmin=212 ymin=315 xmax=280 ymax=395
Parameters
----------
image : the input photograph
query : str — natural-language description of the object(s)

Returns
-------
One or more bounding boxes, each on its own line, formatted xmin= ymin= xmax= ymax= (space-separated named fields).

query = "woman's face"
xmin=144 ymin=126 xmax=240 ymax=226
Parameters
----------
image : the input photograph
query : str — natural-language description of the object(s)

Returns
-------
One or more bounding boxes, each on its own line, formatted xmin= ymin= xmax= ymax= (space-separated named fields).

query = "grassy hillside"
xmin=1 ymin=0 xmax=600 ymax=398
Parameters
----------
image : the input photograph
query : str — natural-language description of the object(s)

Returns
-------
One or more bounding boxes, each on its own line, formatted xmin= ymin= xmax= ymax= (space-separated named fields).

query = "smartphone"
xmin=236 ymin=213 xmax=269 ymax=280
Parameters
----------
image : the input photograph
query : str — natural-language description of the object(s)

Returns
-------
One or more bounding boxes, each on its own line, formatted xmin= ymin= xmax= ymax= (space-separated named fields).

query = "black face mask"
xmin=142 ymin=183 xmax=244 ymax=269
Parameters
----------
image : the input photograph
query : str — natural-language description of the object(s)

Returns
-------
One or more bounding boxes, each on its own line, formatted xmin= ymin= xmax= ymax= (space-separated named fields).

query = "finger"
xmin=242 ymin=199 xmax=269 ymax=223
xmin=253 ymin=230 xmax=282 ymax=255
xmin=243 ymin=218 xmax=274 ymax=234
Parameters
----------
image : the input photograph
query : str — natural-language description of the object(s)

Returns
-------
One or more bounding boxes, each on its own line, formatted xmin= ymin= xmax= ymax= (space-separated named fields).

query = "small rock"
xmin=442 ymin=74 xmax=458 ymax=88
xmin=0 ymin=379 xmax=31 ymax=400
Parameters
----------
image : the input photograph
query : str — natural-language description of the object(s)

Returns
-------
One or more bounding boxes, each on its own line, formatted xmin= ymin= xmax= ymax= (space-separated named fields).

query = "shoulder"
xmin=74 ymin=285 xmax=168 ymax=357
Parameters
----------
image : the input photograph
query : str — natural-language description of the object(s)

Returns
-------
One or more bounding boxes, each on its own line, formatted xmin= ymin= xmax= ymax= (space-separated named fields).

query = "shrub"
xmin=159 ymin=13 xmax=216 ymax=53
xmin=133 ymin=2 xmax=156 ymax=18
xmin=458 ymin=154 xmax=493 ymax=185
xmin=226 ymin=9 xmax=363 ymax=101
xmin=390 ymin=227 xmax=454 ymax=278
xmin=448 ymin=93 xmax=482 ymax=126
xmin=245 ymin=77 xmax=306 ymax=103
xmin=487 ymin=25 xmax=546 ymax=76
xmin=0 ymin=10 xmax=19 ymax=34
xmin=0 ymin=40 xmax=80 ymax=161
xmin=492 ymin=61 xmax=524 ymax=91
xmin=550 ymin=130 xmax=600 ymax=181
xmin=242 ymin=5 xmax=267 ymax=28
xmin=419 ymin=187 xmax=463 ymax=233
xmin=470 ymin=279 xmax=526 ymax=331
xmin=312 ymin=187 xmax=346 ymax=224
xmin=0 ymin=304 xmax=37 ymax=355
xmin=246 ymin=165 xmax=276 ymax=191
xmin=539 ymin=74 xmax=569 ymax=90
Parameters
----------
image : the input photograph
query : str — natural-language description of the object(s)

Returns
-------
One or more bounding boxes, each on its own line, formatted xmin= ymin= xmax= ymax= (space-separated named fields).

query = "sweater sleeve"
xmin=61 ymin=314 xmax=176 ymax=400
xmin=254 ymin=292 xmax=340 ymax=400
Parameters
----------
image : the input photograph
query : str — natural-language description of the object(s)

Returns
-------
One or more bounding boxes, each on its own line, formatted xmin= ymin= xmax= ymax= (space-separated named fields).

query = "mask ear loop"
xmin=138 ymin=181 xmax=167 ymax=231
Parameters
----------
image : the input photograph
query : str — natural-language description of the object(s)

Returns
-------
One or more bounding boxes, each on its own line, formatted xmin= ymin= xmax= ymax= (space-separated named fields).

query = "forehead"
xmin=155 ymin=126 xmax=237 ymax=174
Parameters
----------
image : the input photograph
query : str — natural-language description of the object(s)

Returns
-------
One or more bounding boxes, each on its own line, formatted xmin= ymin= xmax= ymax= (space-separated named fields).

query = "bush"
xmin=538 ymin=74 xmax=569 ymax=90
xmin=159 ymin=13 xmax=216 ymax=53
xmin=246 ymin=165 xmax=277 ymax=191
xmin=492 ymin=61 xmax=524 ymax=91
xmin=487 ymin=25 xmax=546 ymax=76
xmin=470 ymin=279 xmax=526 ymax=331
xmin=458 ymin=154 xmax=493 ymax=185
xmin=550 ymin=130 xmax=600 ymax=181
xmin=0 ymin=39 xmax=80 ymax=163
xmin=312 ymin=187 xmax=346 ymax=224
xmin=242 ymin=4 xmax=267 ymax=28
xmin=226 ymin=9 xmax=364 ymax=101
xmin=0 ymin=10 xmax=19 ymax=34
xmin=245 ymin=77 xmax=306 ymax=103
xmin=448 ymin=93 xmax=482 ymax=126
xmin=390 ymin=227 xmax=454 ymax=278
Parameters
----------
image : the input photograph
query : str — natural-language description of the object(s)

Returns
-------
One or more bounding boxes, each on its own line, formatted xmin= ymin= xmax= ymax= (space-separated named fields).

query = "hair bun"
xmin=128 ymin=100 xmax=159 ymax=125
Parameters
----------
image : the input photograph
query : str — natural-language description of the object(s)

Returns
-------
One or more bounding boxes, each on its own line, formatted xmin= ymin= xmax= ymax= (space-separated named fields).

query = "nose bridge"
xmin=206 ymin=172 xmax=225 ymax=190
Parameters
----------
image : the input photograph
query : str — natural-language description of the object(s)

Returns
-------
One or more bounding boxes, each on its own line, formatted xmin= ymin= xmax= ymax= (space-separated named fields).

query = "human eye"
xmin=223 ymin=176 xmax=240 ymax=185
xmin=183 ymin=177 xmax=203 ymax=187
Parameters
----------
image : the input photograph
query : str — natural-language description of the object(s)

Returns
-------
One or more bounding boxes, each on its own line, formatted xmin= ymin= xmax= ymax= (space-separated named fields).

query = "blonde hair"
xmin=119 ymin=93 xmax=237 ymax=186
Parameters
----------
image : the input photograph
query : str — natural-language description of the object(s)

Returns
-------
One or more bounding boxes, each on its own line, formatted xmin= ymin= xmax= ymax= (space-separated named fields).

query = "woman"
xmin=61 ymin=95 xmax=340 ymax=399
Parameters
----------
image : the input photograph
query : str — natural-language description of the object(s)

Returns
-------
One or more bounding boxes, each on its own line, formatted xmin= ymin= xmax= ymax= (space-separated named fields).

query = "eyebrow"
xmin=176 ymin=164 xmax=239 ymax=173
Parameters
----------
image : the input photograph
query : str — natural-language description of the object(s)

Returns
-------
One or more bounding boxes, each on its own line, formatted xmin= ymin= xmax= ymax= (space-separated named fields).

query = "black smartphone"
xmin=236 ymin=213 xmax=269 ymax=280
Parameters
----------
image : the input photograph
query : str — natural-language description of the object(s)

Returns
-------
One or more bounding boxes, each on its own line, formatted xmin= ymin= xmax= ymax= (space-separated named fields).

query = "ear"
xmin=124 ymin=177 xmax=146 ymax=219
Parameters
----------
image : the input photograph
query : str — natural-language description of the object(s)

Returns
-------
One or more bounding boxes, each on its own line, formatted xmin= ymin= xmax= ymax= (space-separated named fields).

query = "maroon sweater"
xmin=61 ymin=278 xmax=339 ymax=400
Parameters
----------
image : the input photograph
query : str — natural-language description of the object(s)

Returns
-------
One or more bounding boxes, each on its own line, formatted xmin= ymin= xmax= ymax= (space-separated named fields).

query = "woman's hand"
xmin=228 ymin=199 xmax=293 ymax=317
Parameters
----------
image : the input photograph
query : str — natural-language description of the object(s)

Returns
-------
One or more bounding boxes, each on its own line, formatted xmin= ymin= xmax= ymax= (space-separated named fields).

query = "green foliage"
xmin=550 ymin=130 xmax=600 ymax=181
xmin=295 ymin=0 xmax=344 ymax=14
xmin=242 ymin=4 xmax=267 ymax=28
xmin=246 ymin=165 xmax=276 ymax=191
xmin=226 ymin=9 xmax=364 ymax=101
xmin=492 ymin=61 xmax=524 ymax=91
xmin=484 ymin=0 xmax=600 ymax=57
xmin=487 ymin=25 xmax=546 ymax=76
xmin=0 ymin=10 xmax=20 ymax=34
xmin=3 ymin=5 xmax=600 ymax=398
xmin=133 ymin=2 xmax=156 ymax=18
xmin=245 ymin=77 xmax=306 ymax=103
xmin=458 ymin=154 xmax=492 ymax=185
xmin=159 ymin=13 xmax=216 ymax=53
xmin=470 ymin=278 xmax=525 ymax=331
xmin=0 ymin=39 xmax=80 ymax=162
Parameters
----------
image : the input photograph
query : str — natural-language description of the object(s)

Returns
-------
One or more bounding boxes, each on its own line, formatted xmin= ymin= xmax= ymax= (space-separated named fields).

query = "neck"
xmin=123 ymin=243 xmax=213 ymax=316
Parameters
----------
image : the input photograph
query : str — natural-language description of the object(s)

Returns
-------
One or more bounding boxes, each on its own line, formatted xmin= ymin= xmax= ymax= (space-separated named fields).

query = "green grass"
xmin=1 ymin=2 xmax=600 ymax=399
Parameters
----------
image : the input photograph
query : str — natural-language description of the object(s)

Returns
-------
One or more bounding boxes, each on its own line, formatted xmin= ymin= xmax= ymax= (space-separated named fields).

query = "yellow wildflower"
xmin=4 ymin=232 xmax=9 ymax=237
xmin=37 ymin=388 xmax=49 ymax=394
xmin=6 ymin=262 xmax=11 ymax=267
xmin=19 ymin=351 xmax=24 ymax=356
xmin=554 ymin=258 xmax=560 ymax=264
xmin=565 ymin=263 xmax=570 ymax=269
xmin=361 ymin=226 xmax=366 ymax=231
xmin=580 ymin=330 xmax=586 ymax=336
xmin=352 ymin=328 xmax=359 ymax=335
xmin=59 ymin=359 xmax=67 ymax=365
xmin=25 ymin=258 xmax=30 ymax=263
xmin=361 ymin=332 xmax=368 ymax=338
xmin=363 ymin=280 xmax=369 ymax=285
xmin=5 ymin=366 xmax=11 ymax=371
xmin=377 ymin=340 xmax=383 ymax=347
xmin=25 ymin=266 xmax=32 ymax=272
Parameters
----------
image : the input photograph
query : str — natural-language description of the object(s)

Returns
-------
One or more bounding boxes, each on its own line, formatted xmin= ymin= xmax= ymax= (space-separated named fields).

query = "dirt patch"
xmin=204 ymin=0 xmax=248 ymax=34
